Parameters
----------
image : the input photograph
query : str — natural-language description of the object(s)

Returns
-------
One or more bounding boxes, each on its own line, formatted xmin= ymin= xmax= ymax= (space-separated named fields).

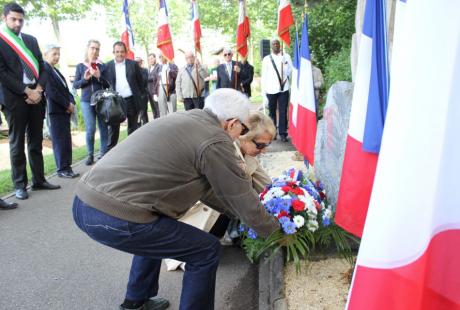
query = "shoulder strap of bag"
xmin=269 ymin=55 xmax=285 ymax=92
xmin=185 ymin=66 xmax=201 ymax=97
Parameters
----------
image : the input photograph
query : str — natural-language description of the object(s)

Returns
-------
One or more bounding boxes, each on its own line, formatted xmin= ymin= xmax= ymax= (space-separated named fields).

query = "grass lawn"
xmin=0 ymin=129 xmax=127 ymax=196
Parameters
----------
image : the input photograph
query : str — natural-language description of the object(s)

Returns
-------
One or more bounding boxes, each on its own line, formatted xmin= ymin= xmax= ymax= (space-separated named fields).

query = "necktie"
xmin=227 ymin=63 xmax=232 ymax=79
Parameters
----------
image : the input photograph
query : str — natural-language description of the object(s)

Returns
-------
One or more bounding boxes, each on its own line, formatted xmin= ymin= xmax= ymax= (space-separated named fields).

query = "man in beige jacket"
xmin=176 ymin=51 xmax=208 ymax=110
xmin=72 ymin=88 xmax=279 ymax=310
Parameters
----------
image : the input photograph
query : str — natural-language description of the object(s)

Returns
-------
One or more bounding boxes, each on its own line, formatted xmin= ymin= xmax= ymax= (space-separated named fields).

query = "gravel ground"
xmin=285 ymin=258 xmax=352 ymax=310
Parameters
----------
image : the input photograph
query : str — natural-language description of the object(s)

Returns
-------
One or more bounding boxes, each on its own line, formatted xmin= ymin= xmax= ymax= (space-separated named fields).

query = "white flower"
xmin=293 ymin=215 xmax=305 ymax=228
xmin=307 ymin=220 xmax=319 ymax=232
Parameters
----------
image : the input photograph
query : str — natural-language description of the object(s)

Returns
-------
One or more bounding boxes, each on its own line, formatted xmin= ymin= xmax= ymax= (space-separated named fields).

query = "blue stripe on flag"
xmin=300 ymin=15 xmax=311 ymax=61
xmin=362 ymin=0 xmax=390 ymax=153
xmin=293 ymin=29 xmax=300 ymax=86
xmin=160 ymin=0 xmax=169 ymax=15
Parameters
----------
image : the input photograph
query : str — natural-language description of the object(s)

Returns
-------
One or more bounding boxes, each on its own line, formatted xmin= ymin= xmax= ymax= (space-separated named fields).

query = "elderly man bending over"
xmin=72 ymin=88 xmax=279 ymax=310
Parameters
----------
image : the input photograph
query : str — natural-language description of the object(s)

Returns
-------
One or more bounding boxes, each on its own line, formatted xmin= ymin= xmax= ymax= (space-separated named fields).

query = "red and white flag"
xmin=236 ymin=0 xmax=250 ymax=58
xmin=157 ymin=0 xmax=174 ymax=61
xmin=294 ymin=14 xmax=317 ymax=164
xmin=121 ymin=0 xmax=135 ymax=60
xmin=191 ymin=0 xmax=202 ymax=53
xmin=347 ymin=0 xmax=460 ymax=308
xmin=277 ymin=0 xmax=294 ymax=47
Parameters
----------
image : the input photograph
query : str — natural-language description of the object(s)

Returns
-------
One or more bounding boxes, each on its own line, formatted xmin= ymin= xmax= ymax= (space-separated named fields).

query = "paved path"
xmin=0 ymin=161 xmax=257 ymax=310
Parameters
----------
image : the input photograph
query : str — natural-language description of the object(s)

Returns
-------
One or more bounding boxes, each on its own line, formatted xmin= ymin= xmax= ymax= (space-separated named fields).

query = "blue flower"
xmin=282 ymin=220 xmax=297 ymax=235
xmin=278 ymin=216 xmax=290 ymax=225
xmin=248 ymin=228 xmax=258 ymax=239
xmin=322 ymin=217 xmax=331 ymax=227
xmin=239 ymin=223 xmax=247 ymax=232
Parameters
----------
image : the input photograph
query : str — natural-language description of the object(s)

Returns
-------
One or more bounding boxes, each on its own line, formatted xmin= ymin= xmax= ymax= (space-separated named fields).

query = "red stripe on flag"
xmin=349 ymin=229 xmax=460 ymax=309
xmin=294 ymin=105 xmax=316 ymax=164
xmin=121 ymin=30 xmax=134 ymax=60
xmin=194 ymin=20 xmax=201 ymax=52
xmin=157 ymin=24 xmax=174 ymax=61
xmin=335 ymin=135 xmax=378 ymax=237
xmin=278 ymin=5 xmax=294 ymax=46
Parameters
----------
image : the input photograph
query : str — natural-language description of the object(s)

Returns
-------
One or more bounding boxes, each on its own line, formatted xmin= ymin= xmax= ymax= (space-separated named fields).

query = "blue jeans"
xmin=80 ymin=101 xmax=108 ymax=157
xmin=72 ymin=196 xmax=222 ymax=310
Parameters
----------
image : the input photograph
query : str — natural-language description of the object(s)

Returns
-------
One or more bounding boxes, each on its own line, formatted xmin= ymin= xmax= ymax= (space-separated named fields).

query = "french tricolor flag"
xmin=236 ymin=0 xmax=250 ymax=59
xmin=288 ymin=30 xmax=300 ymax=146
xmin=191 ymin=0 xmax=202 ymax=53
xmin=157 ymin=0 xmax=174 ymax=62
xmin=121 ymin=0 xmax=135 ymax=60
xmin=294 ymin=15 xmax=317 ymax=165
xmin=347 ymin=0 xmax=460 ymax=308
xmin=277 ymin=0 xmax=294 ymax=47
xmin=334 ymin=0 xmax=390 ymax=238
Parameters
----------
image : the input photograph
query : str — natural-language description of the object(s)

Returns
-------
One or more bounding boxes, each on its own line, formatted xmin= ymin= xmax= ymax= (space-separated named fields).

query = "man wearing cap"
xmin=216 ymin=47 xmax=247 ymax=92
xmin=43 ymin=44 xmax=79 ymax=179
xmin=0 ymin=2 xmax=60 ymax=200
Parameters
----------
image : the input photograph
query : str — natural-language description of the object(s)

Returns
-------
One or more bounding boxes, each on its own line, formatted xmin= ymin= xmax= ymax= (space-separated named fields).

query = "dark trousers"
xmin=49 ymin=113 xmax=72 ymax=173
xmin=139 ymin=93 xmax=149 ymax=125
xmin=107 ymin=97 xmax=139 ymax=151
xmin=183 ymin=97 xmax=204 ymax=111
xmin=148 ymin=94 xmax=159 ymax=119
xmin=267 ymin=90 xmax=289 ymax=138
xmin=72 ymin=196 xmax=221 ymax=310
xmin=4 ymin=103 xmax=46 ymax=189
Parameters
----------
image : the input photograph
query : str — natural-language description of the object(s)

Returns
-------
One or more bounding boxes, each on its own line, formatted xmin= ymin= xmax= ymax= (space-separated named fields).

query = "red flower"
xmin=277 ymin=211 xmax=290 ymax=219
xmin=292 ymin=200 xmax=305 ymax=212
xmin=313 ymin=200 xmax=321 ymax=211
xmin=287 ymin=181 xmax=297 ymax=187
xmin=281 ymin=186 xmax=291 ymax=193
xmin=290 ymin=187 xmax=304 ymax=196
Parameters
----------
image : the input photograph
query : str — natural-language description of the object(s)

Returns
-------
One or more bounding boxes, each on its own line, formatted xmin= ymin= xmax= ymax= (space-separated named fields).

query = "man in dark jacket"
xmin=102 ymin=41 xmax=144 ymax=150
xmin=216 ymin=47 xmax=247 ymax=92
xmin=0 ymin=2 xmax=60 ymax=200
xmin=147 ymin=53 xmax=160 ymax=119
xmin=239 ymin=58 xmax=254 ymax=97
xmin=135 ymin=56 xmax=149 ymax=125
xmin=43 ymin=44 xmax=79 ymax=179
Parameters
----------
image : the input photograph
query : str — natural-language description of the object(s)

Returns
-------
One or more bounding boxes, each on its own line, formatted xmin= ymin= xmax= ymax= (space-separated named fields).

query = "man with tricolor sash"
xmin=0 ymin=2 xmax=60 ymax=201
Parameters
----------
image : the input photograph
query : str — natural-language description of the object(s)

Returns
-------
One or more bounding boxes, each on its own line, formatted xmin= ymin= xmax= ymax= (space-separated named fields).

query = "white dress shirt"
xmin=261 ymin=53 xmax=292 ymax=94
xmin=161 ymin=64 xmax=169 ymax=85
xmin=115 ymin=60 xmax=133 ymax=98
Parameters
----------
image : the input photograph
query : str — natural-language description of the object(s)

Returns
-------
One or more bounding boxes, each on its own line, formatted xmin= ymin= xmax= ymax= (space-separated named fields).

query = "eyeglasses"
xmin=223 ymin=53 xmax=232 ymax=56
xmin=226 ymin=118 xmax=249 ymax=135
xmin=252 ymin=140 xmax=271 ymax=150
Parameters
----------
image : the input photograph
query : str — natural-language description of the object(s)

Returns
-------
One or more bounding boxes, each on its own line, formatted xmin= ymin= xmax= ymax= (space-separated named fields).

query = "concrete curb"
xmin=258 ymin=249 xmax=288 ymax=310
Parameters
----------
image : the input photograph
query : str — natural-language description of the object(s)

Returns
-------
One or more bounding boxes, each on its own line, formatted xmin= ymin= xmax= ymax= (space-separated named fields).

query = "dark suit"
xmin=147 ymin=64 xmax=160 ymax=119
xmin=43 ymin=62 xmax=74 ymax=173
xmin=0 ymin=32 xmax=48 ymax=190
xmin=216 ymin=61 xmax=247 ymax=92
xmin=139 ymin=67 xmax=149 ymax=125
xmin=239 ymin=62 xmax=254 ymax=97
xmin=102 ymin=59 xmax=143 ymax=150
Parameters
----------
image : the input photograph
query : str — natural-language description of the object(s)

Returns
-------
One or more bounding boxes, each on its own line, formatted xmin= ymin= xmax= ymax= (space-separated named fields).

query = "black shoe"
xmin=31 ymin=181 xmax=61 ymax=191
xmin=281 ymin=136 xmax=289 ymax=142
xmin=15 ymin=188 xmax=28 ymax=200
xmin=119 ymin=297 xmax=170 ymax=310
xmin=85 ymin=156 xmax=94 ymax=166
xmin=0 ymin=199 xmax=18 ymax=210
xmin=57 ymin=171 xmax=80 ymax=179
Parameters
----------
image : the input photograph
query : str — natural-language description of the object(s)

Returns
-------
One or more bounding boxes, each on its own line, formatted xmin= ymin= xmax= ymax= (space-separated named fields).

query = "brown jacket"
xmin=75 ymin=109 xmax=279 ymax=237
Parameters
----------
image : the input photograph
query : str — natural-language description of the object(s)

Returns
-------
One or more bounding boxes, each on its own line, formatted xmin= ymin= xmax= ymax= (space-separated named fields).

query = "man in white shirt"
xmin=153 ymin=54 xmax=178 ymax=117
xmin=102 ymin=41 xmax=144 ymax=150
xmin=261 ymin=39 xmax=292 ymax=142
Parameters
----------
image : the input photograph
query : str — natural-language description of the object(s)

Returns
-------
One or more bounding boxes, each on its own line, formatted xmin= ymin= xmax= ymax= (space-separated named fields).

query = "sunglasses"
xmin=252 ymin=140 xmax=271 ymax=150
xmin=223 ymin=53 xmax=232 ymax=56
xmin=226 ymin=118 xmax=249 ymax=135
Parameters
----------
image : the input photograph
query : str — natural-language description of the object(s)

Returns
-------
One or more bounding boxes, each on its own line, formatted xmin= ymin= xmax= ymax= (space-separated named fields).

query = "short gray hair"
xmin=204 ymin=89 xmax=250 ymax=123
xmin=222 ymin=47 xmax=233 ymax=55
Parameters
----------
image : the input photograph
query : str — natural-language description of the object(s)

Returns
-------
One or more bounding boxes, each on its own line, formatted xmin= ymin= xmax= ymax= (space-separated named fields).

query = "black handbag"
xmin=90 ymin=89 xmax=126 ymax=125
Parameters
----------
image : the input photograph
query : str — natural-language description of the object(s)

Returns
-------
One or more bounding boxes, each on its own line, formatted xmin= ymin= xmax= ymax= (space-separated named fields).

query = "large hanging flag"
xmin=236 ymin=0 xmax=250 ymax=58
xmin=121 ymin=0 xmax=135 ymax=60
xmin=288 ymin=30 xmax=300 ymax=146
xmin=334 ymin=0 xmax=390 ymax=237
xmin=191 ymin=0 xmax=202 ymax=53
xmin=157 ymin=0 xmax=174 ymax=61
xmin=294 ymin=14 xmax=317 ymax=164
xmin=277 ymin=0 xmax=294 ymax=47
xmin=347 ymin=1 xmax=460 ymax=308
